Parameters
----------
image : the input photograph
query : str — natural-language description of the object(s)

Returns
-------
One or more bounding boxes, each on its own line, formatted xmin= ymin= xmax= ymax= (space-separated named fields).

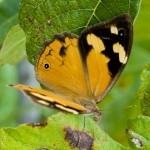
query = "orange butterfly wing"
xmin=78 ymin=14 xmax=133 ymax=102
xmin=35 ymin=33 xmax=93 ymax=101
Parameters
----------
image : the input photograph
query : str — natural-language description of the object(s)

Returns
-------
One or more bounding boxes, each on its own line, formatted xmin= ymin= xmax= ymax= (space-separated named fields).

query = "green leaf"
xmin=0 ymin=0 xmax=21 ymax=44
xmin=127 ymin=115 xmax=150 ymax=149
xmin=0 ymin=113 xmax=126 ymax=150
xmin=138 ymin=62 xmax=150 ymax=116
xmin=19 ymin=0 xmax=142 ymax=64
xmin=0 ymin=65 xmax=19 ymax=127
xmin=0 ymin=25 xmax=26 ymax=66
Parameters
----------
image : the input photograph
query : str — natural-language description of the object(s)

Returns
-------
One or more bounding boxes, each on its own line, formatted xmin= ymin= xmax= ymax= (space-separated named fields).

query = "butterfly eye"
xmin=118 ymin=29 xmax=125 ymax=37
xmin=44 ymin=63 xmax=50 ymax=70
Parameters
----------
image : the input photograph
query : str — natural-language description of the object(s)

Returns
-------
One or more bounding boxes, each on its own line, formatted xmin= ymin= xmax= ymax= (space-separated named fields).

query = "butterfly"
xmin=10 ymin=14 xmax=133 ymax=118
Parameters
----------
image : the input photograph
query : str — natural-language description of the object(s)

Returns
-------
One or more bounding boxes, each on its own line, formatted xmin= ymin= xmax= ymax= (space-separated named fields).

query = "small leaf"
xmin=0 ymin=113 xmax=126 ymax=150
xmin=0 ymin=25 xmax=26 ymax=66
xmin=138 ymin=62 xmax=150 ymax=116
xmin=19 ymin=0 xmax=142 ymax=64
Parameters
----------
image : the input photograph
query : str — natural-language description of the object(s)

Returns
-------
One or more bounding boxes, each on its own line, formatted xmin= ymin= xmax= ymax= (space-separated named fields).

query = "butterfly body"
xmin=10 ymin=14 xmax=133 ymax=117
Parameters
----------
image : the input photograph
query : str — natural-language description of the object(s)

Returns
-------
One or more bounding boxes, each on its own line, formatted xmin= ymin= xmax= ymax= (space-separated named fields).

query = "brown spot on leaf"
xmin=64 ymin=127 xmax=94 ymax=150
xmin=27 ymin=122 xmax=47 ymax=127
xmin=36 ymin=148 xmax=49 ymax=150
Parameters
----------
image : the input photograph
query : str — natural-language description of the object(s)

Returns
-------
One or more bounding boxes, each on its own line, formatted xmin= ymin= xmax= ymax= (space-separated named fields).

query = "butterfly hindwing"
xmin=9 ymin=84 xmax=88 ymax=114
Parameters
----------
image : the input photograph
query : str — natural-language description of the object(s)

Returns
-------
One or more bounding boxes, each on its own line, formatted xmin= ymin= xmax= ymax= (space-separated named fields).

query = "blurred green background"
xmin=0 ymin=0 xmax=149 ymax=146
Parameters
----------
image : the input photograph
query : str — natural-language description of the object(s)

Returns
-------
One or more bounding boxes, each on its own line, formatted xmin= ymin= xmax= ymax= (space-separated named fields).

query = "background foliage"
xmin=0 ymin=0 xmax=150 ymax=148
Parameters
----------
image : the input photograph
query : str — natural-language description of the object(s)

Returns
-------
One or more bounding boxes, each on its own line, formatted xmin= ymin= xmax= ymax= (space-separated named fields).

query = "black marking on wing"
xmin=48 ymin=49 xmax=53 ymax=56
xmin=78 ymin=13 xmax=133 ymax=77
xmin=59 ymin=46 xmax=67 ymax=57
xmin=54 ymin=32 xmax=78 ymax=43
xmin=24 ymin=91 xmax=84 ymax=113
xmin=36 ymin=32 xmax=78 ymax=65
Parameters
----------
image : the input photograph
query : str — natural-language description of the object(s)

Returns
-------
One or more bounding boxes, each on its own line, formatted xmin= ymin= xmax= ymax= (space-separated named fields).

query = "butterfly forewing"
xmin=78 ymin=14 xmax=133 ymax=102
